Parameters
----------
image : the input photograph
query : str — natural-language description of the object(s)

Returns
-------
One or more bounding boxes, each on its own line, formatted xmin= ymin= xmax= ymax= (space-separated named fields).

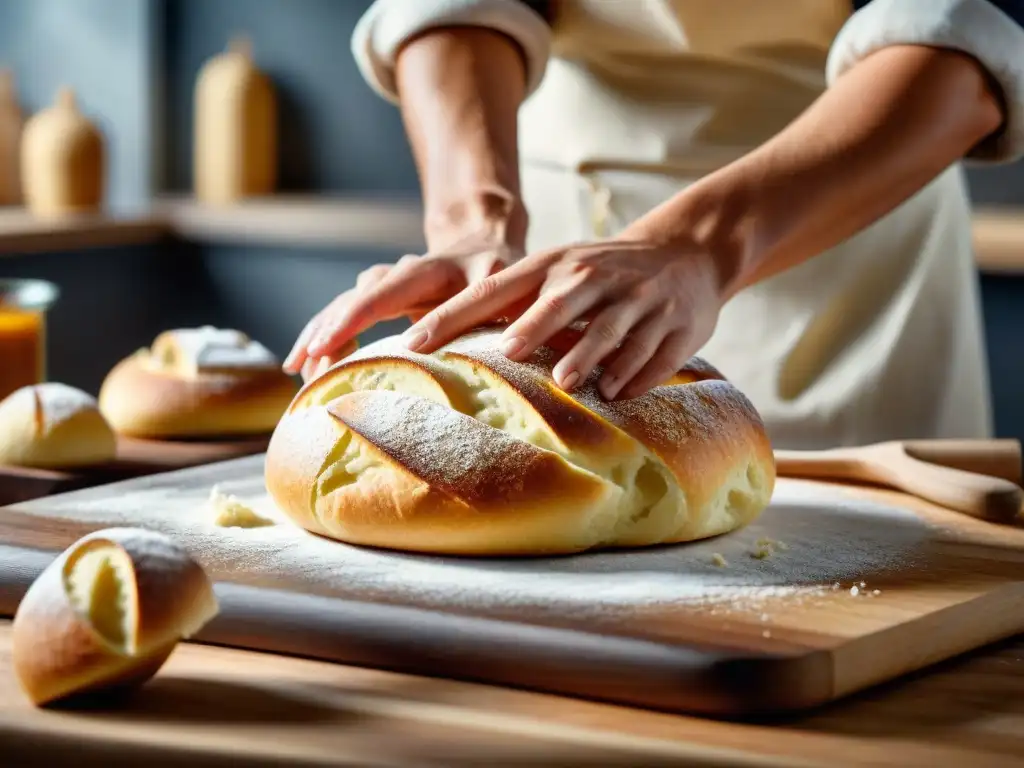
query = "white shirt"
xmin=351 ymin=0 xmax=1024 ymax=448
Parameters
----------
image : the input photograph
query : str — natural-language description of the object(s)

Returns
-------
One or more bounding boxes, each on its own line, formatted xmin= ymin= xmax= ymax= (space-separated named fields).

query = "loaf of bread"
xmin=0 ymin=382 xmax=116 ymax=469
xmin=12 ymin=527 xmax=218 ymax=706
xmin=265 ymin=327 xmax=776 ymax=556
xmin=98 ymin=326 xmax=298 ymax=438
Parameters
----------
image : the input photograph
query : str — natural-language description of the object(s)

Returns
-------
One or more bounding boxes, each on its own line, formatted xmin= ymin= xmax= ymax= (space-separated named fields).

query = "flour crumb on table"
xmin=208 ymin=485 xmax=275 ymax=529
xmin=751 ymin=536 xmax=788 ymax=560
xmin=711 ymin=553 xmax=728 ymax=567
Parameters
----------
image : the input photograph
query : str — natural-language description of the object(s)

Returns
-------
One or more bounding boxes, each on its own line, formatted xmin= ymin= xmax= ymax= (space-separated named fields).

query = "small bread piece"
xmin=98 ymin=326 xmax=298 ymax=438
xmin=209 ymin=485 xmax=274 ymax=528
xmin=12 ymin=527 xmax=218 ymax=707
xmin=266 ymin=327 xmax=776 ymax=556
xmin=0 ymin=383 xmax=116 ymax=469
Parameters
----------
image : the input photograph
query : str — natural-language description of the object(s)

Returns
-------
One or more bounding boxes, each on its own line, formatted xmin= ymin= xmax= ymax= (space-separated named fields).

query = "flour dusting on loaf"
xmin=0 ymin=383 xmax=116 ymax=469
xmin=149 ymin=326 xmax=279 ymax=376
xmin=266 ymin=327 xmax=775 ymax=556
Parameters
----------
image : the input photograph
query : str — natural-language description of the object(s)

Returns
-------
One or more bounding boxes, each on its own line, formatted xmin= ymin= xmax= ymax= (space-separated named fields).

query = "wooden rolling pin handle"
xmin=876 ymin=451 xmax=1023 ymax=523
xmin=901 ymin=439 xmax=1022 ymax=485
xmin=774 ymin=439 xmax=1024 ymax=523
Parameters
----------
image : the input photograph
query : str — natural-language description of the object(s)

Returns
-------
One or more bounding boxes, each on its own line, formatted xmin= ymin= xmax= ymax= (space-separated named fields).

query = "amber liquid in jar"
xmin=0 ymin=307 xmax=44 ymax=401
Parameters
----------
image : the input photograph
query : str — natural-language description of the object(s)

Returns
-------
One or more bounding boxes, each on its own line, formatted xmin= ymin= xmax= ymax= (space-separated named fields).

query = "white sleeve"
xmin=825 ymin=0 xmax=1024 ymax=163
xmin=351 ymin=0 xmax=552 ymax=105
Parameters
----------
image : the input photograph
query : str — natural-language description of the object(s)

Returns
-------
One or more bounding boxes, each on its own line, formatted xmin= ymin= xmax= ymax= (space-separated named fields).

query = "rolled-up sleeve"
xmin=351 ymin=0 xmax=553 ymax=105
xmin=825 ymin=0 xmax=1024 ymax=163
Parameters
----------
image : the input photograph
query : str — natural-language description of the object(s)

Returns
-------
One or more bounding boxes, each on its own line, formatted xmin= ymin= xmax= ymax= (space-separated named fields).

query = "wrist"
xmin=424 ymin=188 xmax=528 ymax=255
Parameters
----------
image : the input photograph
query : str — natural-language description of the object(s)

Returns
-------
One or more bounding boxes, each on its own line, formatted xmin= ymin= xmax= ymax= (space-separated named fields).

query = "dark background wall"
xmin=0 ymin=0 xmax=1023 ymax=442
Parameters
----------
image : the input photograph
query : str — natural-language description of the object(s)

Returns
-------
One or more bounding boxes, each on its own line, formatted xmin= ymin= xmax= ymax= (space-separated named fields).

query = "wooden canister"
xmin=194 ymin=36 xmax=277 ymax=205
xmin=21 ymin=87 xmax=105 ymax=217
xmin=0 ymin=69 xmax=23 ymax=206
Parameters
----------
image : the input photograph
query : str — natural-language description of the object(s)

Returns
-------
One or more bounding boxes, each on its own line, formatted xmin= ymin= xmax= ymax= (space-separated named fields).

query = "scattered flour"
xmin=16 ymin=471 xmax=935 ymax=626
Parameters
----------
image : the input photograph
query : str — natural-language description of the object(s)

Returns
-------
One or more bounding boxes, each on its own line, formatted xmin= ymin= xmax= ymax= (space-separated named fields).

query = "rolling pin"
xmin=774 ymin=439 xmax=1023 ymax=523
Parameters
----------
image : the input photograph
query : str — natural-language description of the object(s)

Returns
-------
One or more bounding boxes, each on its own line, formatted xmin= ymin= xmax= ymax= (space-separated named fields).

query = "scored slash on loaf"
xmin=98 ymin=326 xmax=297 ymax=439
xmin=0 ymin=382 xmax=116 ymax=469
xmin=265 ymin=327 xmax=776 ymax=556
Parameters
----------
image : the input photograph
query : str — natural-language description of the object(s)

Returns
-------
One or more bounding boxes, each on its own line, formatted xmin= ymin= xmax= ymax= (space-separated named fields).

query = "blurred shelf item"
xmin=0 ymin=208 xmax=166 ymax=256
xmin=21 ymin=87 xmax=105 ymax=218
xmin=194 ymin=36 xmax=277 ymax=205
xmin=155 ymin=194 xmax=425 ymax=252
xmin=0 ymin=69 xmax=24 ymax=206
xmin=972 ymin=208 xmax=1024 ymax=275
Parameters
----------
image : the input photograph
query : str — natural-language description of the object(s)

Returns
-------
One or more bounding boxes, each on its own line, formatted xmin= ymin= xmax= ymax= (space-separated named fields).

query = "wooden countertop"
xmin=0 ymin=198 xmax=1022 ymax=275
xmin=1 ymin=479 xmax=1023 ymax=768
xmin=2 ymin=623 xmax=1022 ymax=767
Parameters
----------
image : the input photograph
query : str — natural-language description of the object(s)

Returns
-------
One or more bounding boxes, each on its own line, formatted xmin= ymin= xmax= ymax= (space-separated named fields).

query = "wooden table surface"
xmin=1 ymin=608 xmax=1022 ymax=766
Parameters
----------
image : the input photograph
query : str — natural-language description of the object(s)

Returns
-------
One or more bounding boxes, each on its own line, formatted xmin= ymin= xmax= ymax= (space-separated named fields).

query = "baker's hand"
xmin=283 ymin=231 xmax=520 ymax=379
xmin=401 ymin=237 xmax=725 ymax=400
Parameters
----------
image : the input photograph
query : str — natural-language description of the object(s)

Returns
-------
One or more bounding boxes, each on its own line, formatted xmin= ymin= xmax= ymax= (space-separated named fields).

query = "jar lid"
xmin=0 ymin=279 xmax=60 ymax=311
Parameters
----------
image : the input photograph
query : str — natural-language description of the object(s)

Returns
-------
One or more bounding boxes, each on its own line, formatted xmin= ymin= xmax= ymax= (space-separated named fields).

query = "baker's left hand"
xmin=402 ymin=236 xmax=726 ymax=400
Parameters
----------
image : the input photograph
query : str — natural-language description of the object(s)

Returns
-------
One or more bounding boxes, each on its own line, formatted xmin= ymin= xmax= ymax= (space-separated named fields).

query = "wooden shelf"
xmin=156 ymin=195 xmax=425 ymax=253
xmin=0 ymin=197 xmax=1021 ymax=275
xmin=0 ymin=208 xmax=168 ymax=255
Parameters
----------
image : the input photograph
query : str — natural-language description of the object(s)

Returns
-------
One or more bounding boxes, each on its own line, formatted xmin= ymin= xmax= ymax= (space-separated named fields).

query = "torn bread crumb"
xmin=208 ymin=486 xmax=275 ymax=529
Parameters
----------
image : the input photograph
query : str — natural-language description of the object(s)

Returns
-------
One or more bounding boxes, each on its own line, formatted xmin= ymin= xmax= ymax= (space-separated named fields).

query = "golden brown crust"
xmin=99 ymin=351 xmax=297 ymax=438
xmin=12 ymin=528 xmax=218 ymax=706
xmin=0 ymin=383 xmax=117 ymax=469
xmin=265 ymin=327 xmax=776 ymax=556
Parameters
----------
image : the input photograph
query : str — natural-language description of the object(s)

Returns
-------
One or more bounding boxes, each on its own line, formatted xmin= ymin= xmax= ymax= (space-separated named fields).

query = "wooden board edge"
xmin=828 ymin=581 xmax=1024 ymax=700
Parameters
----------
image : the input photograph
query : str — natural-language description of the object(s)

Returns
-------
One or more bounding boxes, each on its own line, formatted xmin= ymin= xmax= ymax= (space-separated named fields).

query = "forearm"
xmin=633 ymin=45 xmax=1004 ymax=296
xmin=395 ymin=27 xmax=529 ymax=252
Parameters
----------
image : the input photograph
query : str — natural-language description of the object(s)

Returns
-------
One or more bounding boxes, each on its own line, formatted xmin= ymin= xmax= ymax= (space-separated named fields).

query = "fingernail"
xmin=559 ymin=370 xmax=580 ymax=391
xmin=404 ymin=328 xmax=428 ymax=351
xmin=501 ymin=336 xmax=525 ymax=359
xmin=307 ymin=336 xmax=330 ymax=355
xmin=599 ymin=376 xmax=620 ymax=401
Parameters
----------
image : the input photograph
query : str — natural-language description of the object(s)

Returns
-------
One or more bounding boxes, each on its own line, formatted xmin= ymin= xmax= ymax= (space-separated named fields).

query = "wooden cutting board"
xmin=0 ymin=456 xmax=1022 ymax=717
xmin=0 ymin=434 xmax=270 ymax=505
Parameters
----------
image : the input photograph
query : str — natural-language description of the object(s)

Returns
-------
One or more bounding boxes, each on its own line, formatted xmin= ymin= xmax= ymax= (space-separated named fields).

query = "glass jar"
xmin=0 ymin=279 xmax=59 ymax=402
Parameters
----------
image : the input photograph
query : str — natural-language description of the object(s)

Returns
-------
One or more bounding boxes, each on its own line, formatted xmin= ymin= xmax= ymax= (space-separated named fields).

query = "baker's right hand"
xmin=283 ymin=232 xmax=520 ymax=378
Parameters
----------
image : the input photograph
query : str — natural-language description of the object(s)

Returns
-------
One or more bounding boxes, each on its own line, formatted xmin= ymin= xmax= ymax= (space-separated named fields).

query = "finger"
xmin=597 ymin=315 xmax=671 ymax=400
xmin=402 ymin=257 xmax=551 ymax=354
xmin=308 ymin=260 xmax=453 ymax=356
xmin=285 ymin=263 xmax=390 ymax=372
xmin=549 ymin=302 xmax=647 ymax=391
xmin=313 ymin=356 xmax=334 ymax=380
xmin=464 ymin=248 xmax=508 ymax=284
xmin=300 ymin=356 xmax=319 ymax=384
xmin=294 ymin=287 xmax=361 ymax=361
xmin=356 ymin=263 xmax=393 ymax=289
xmin=284 ymin=313 xmax=327 ymax=373
xmin=613 ymin=329 xmax=694 ymax=401
xmin=499 ymin=262 xmax=609 ymax=363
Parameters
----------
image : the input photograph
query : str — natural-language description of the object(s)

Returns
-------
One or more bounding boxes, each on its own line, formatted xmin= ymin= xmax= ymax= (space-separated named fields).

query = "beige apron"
xmin=517 ymin=0 xmax=993 ymax=449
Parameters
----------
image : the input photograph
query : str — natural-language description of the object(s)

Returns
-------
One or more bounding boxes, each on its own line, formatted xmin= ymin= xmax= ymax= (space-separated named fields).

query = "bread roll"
xmin=0 ymin=382 xmax=116 ymax=469
xmin=98 ymin=326 xmax=298 ymax=438
xmin=12 ymin=527 xmax=218 ymax=706
xmin=265 ymin=328 xmax=776 ymax=556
